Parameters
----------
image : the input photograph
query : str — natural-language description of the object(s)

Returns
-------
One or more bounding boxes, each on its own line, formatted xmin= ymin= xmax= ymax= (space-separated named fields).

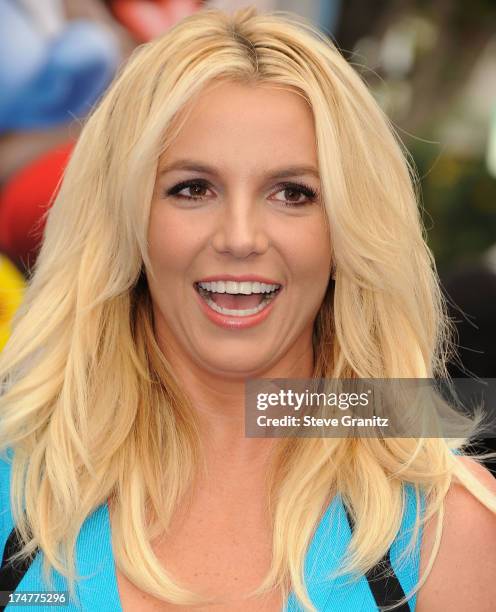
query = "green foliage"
xmin=410 ymin=143 xmax=496 ymax=272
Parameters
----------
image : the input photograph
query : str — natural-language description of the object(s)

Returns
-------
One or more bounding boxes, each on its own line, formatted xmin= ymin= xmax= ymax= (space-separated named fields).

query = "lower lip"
xmin=193 ymin=286 xmax=282 ymax=330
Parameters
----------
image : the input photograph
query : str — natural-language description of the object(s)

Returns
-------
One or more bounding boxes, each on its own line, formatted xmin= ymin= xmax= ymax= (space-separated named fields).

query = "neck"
xmin=156 ymin=330 xmax=315 ymax=461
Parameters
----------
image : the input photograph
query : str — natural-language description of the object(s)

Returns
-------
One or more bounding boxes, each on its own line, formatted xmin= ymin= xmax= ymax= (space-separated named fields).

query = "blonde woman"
xmin=1 ymin=7 xmax=495 ymax=612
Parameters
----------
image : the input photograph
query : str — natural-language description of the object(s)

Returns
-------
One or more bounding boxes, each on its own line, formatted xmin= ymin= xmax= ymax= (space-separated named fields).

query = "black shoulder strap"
xmin=0 ymin=525 xmax=39 ymax=611
xmin=344 ymin=506 xmax=411 ymax=612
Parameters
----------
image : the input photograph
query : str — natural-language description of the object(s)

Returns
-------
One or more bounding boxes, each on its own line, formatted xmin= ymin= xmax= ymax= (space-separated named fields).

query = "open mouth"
xmin=194 ymin=280 xmax=282 ymax=317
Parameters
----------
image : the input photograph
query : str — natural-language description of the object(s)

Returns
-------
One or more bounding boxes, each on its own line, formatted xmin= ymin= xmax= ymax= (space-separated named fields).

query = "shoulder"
xmin=416 ymin=456 xmax=496 ymax=612
xmin=0 ymin=450 xmax=14 ymax=543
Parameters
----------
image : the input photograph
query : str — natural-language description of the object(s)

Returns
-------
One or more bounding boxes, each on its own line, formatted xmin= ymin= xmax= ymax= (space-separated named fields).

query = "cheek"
xmin=147 ymin=205 xmax=202 ymax=273
xmin=283 ymin=219 xmax=332 ymax=284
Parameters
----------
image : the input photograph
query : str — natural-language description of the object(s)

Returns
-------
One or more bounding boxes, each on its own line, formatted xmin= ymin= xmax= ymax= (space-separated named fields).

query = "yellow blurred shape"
xmin=0 ymin=255 xmax=26 ymax=351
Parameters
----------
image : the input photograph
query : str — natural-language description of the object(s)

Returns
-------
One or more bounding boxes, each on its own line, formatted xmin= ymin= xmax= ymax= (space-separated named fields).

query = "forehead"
xmin=160 ymin=81 xmax=318 ymax=172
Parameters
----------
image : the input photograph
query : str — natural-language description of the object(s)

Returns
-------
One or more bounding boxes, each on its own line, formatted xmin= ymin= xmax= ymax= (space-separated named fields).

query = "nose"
xmin=211 ymin=194 xmax=269 ymax=258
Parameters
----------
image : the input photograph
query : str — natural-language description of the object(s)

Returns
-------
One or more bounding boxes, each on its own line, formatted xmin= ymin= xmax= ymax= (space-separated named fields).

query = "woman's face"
xmin=147 ymin=80 xmax=332 ymax=378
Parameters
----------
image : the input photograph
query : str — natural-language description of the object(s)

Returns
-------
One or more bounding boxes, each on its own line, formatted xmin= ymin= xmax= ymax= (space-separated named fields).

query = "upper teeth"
xmin=197 ymin=281 xmax=280 ymax=294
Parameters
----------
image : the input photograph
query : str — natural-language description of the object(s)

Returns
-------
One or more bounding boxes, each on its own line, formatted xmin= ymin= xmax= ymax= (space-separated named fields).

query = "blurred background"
xmin=0 ymin=0 xmax=495 ymax=468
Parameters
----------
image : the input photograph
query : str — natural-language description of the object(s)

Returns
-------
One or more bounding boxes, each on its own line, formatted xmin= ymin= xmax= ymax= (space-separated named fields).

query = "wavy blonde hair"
xmin=1 ymin=7 xmax=495 ymax=611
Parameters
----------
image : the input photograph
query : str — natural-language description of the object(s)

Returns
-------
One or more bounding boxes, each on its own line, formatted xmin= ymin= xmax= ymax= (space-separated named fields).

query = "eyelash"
xmin=165 ymin=179 xmax=319 ymax=208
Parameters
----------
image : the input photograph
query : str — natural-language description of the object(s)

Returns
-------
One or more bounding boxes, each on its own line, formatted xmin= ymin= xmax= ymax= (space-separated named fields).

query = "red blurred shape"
xmin=111 ymin=0 xmax=202 ymax=42
xmin=0 ymin=141 xmax=74 ymax=271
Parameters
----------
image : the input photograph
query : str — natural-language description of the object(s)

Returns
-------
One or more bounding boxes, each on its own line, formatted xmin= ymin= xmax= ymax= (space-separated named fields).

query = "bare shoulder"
xmin=416 ymin=456 xmax=496 ymax=612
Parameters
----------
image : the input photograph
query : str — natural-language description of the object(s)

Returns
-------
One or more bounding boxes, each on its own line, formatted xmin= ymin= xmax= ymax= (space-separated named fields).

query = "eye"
xmin=270 ymin=182 xmax=319 ymax=208
xmin=165 ymin=179 xmax=213 ymax=201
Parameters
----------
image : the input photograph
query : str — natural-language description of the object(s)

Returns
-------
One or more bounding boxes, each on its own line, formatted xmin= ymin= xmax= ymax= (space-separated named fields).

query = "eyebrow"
xmin=158 ymin=159 xmax=320 ymax=180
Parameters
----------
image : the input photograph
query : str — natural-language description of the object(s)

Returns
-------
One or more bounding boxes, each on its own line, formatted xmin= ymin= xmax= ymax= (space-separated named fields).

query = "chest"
xmin=117 ymin=571 xmax=284 ymax=612
xmin=112 ymin=488 xmax=285 ymax=611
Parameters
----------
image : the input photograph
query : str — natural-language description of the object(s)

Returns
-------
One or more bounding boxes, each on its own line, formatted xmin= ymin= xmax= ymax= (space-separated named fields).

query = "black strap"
xmin=344 ymin=505 xmax=411 ymax=612
xmin=0 ymin=526 xmax=39 ymax=611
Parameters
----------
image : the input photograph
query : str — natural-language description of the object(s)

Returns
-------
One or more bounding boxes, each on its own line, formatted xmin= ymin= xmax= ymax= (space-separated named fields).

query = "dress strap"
xmin=344 ymin=505 xmax=411 ymax=611
xmin=0 ymin=523 xmax=39 ymax=610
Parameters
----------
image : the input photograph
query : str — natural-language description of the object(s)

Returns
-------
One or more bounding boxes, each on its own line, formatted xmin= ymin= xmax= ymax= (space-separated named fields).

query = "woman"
xmin=1 ymin=7 xmax=495 ymax=612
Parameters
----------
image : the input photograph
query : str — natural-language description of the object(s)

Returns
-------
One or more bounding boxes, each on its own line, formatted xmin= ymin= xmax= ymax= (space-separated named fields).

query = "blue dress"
xmin=0 ymin=451 xmax=424 ymax=611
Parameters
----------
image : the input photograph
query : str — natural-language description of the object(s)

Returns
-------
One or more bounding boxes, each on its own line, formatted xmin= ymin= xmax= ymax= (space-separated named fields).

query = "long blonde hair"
xmin=1 ymin=7 xmax=495 ymax=611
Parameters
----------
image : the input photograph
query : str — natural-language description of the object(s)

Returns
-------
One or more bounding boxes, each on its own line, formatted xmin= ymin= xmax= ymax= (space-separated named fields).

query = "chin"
xmin=199 ymin=353 xmax=275 ymax=378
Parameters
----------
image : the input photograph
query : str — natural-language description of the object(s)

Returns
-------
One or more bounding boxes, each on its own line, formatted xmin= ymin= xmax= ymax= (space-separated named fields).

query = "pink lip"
xmin=193 ymin=283 xmax=283 ymax=330
xmin=196 ymin=274 xmax=282 ymax=285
